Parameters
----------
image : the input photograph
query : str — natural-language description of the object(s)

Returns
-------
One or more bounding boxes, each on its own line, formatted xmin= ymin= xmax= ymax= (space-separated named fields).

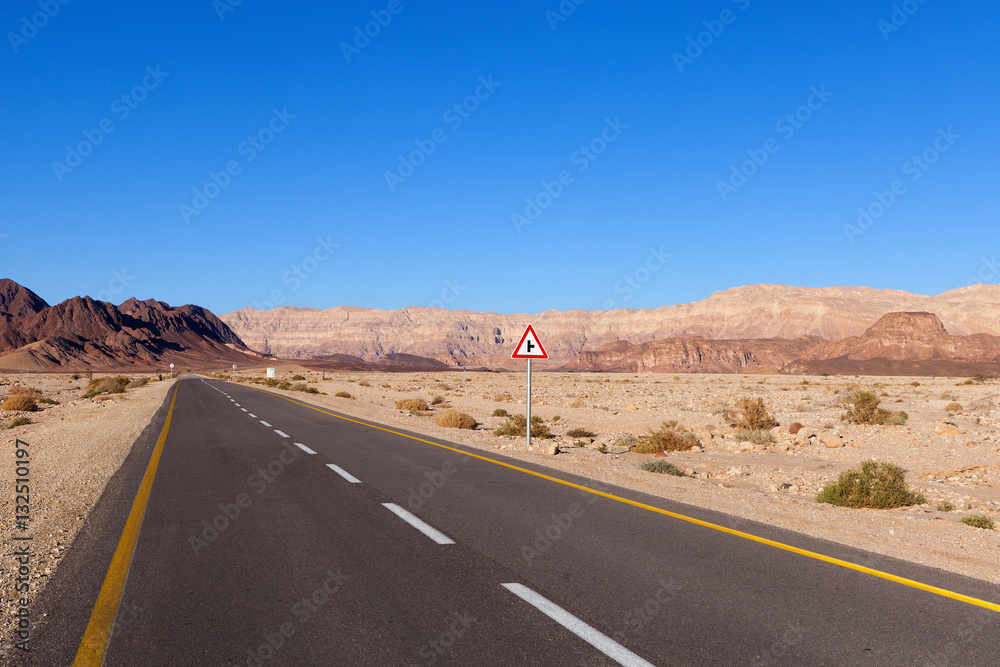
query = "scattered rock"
xmin=824 ymin=436 xmax=844 ymax=449
xmin=738 ymin=442 xmax=755 ymax=452
xmin=653 ymin=451 xmax=667 ymax=458
xmin=689 ymin=445 xmax=703 ymax=453
xmin=545 ymin=443 xmax=559 ymax=456
xmin=622 ymin=404 xmax=638 ymax=411
xmin=789 ymin=422 xmax=804 ymax=434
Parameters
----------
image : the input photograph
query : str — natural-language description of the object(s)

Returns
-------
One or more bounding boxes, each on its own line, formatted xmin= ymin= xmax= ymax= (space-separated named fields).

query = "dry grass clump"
xmin=7 ymin=416 xmax=32 ymax=429
xmin=2 ymin=386 xmax=43 ymax=412
xmin=725 ymin=396 xmax=778 ymax=431
xmin=493 ymin=393 xmax=513 ymax=402
xmin=493 ymin=414 xmax=550 ymax=438
xmin=960 ymin=514 xmax=996 ymax=530
xmin=396 ymin=398 xmax=428 ymax=411
xmin=492 ymin=408 xmax=509 ymax=417
xmin=816 ymin=460 xmax=925 ymax=509
xmin=435 ymin=410 xmax=477 ymax=429
xmin=630 ymin=421 xmax=700 ymax=454
xmin=430 ymin=395 xmax=445 ymax=406
xmin=945 ymin=402 xmax=963 ymax=412
xmin=291 ymin=383 xmax=320 ymax=394
xmin=735 ymin=428 xmax=775 ymax=445
xmin=565 ymin=427 xmax=596 ymax=438
xmin=83 ymin=376 xmax=130 ymax=399
xmin=638 ymin=460 xmax=685 ymax=476
xmin=841 ymin=390 xmax=907 ymax=425
xmin=358 ymin=380 xmax=372 ymax=387
xmin=335 ymin=391 xmax=353 ymax=399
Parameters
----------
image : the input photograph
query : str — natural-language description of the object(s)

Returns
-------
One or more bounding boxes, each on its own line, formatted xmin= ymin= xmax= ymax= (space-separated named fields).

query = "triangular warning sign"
xmin=511 ymin=324 xmax=548 ymax=359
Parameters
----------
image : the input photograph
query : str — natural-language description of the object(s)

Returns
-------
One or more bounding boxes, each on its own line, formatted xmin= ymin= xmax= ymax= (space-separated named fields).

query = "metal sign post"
xmin=169 ymin=363 xmax=174 ymax=379
xmin=511 ymin=324 xmax=548 ymax=448
xmin=232 ymin=364 xmax=237 ymax=382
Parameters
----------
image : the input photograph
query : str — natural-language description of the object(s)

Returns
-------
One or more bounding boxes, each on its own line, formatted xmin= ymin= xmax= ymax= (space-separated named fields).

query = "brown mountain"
xmin=221 ymin=284 xmax=1000 ymax=368
xmin=0 ymin=281 xmax=262 ymax=371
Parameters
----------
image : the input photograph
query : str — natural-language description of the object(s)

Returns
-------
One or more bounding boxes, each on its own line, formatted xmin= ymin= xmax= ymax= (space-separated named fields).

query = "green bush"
xmin=816 ymin=460 xmax=925 ymax=509
xmin=630 ymin=421 xmax=700 ymax=453
xmin=565 ymin=427 xmax=596 ymax=438
xmin=7 ymin=416 xmax=32 ymax=429
xmin=291 ymin=374 xmax=306 ymax=381
xmin=841 ymin=390 xmax=906 ymax=425
xmin=960 ymin=514 xmax=996 ymax=530
xmin=937 ymin=501 xmax=954 ymax=512
xmin=493 ymin=414 xmax=550 ymax=438
xmin=492 ymin=408 xmax=509 ymax=417
xmin=638 ymin=460 xmax=685 ymax=476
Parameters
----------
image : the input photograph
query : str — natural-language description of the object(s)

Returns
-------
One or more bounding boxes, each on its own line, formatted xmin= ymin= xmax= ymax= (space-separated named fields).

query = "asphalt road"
xmin=21 ymin=377 xmax=1000 ymax=665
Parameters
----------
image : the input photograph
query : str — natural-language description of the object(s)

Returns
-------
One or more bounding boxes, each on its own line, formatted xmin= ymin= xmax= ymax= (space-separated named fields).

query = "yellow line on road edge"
xmin=252 ymin=386 xmax=1000 ymax=614
xmin=73 ymin=386 xmax=179 ymax=666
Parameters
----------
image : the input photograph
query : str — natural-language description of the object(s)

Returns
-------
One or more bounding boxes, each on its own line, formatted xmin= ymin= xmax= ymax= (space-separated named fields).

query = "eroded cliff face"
xmin=221 ymin=284 xmax=1000 ymax=367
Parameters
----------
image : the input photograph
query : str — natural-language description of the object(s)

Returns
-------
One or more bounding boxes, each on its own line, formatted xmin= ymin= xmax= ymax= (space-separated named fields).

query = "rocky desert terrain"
xmin=216 ymin=366 xmax=1000 ymax=585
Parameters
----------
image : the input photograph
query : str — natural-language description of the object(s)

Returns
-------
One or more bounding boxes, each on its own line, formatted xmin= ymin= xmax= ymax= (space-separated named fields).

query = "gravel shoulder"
xmin=1 ymin=373 xmax=174 ymax=654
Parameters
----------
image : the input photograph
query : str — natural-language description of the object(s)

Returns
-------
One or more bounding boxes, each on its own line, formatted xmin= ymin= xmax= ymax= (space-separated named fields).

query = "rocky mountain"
xmin=0 ymin=281 xmax=262 ymax=371
xmin=221 ymin=284 xmax=1000 ymax=368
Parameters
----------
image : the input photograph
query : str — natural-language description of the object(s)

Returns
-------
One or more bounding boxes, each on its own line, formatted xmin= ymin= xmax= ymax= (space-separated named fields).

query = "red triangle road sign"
xmin=511 ymin=324 xmax=548 ymax=359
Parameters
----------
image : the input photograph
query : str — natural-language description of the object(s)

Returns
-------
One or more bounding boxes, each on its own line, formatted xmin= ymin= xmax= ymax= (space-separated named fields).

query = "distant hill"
xmin=0 ymin=280 xmax=261 ymax=371
xmin=221 ymin=284 xmax=1000 ymax=371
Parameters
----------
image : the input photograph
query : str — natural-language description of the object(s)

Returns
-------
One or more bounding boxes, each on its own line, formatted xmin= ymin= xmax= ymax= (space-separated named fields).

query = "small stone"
xmin=622 ymin=404 xmax=638 ymax=411
xmin=789 ymin=422 xmax=804 ymax=435
xmin=824 ymin=436 xmax=844 ymax=449
xmin=654 ymin=451 xmax=667 ymax=458
xmin=689 ymin=445 xmax=703 ymax=453
xmin=738 ymin=442 xmax=755 ymax=452
xmin=705 ymin=424 xmax=716 ymax=432
xmin=545 ymin=444 xmax=559 ymax=456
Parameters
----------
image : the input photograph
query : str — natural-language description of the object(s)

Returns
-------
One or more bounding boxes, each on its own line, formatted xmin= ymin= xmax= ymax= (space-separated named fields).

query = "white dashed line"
xmin=500 ymin=584 xmax=655 ymax=667
xmin=234 ymin=403 xmax=240 ymax=407
xmin=260 ymin=421 xmax=272 ymax=427
xmin=249 ymin=414 xmax=257 ymax=418
xmin=326 ymin=463 xmax=361 ymax=483
xmin=382 ymin=503 xmax=454 ymax=545
xmin=241 ymin=408 xmax=248 ymax=412
xmin=294 ymin=443 xmax=316 ymax=455
xmin=274 ymin=429 xmax=289 ymax=438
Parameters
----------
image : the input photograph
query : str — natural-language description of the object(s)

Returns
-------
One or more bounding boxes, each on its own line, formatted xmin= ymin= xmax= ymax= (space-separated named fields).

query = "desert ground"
xmin=2 ymin=368 xmax=998 ymax=649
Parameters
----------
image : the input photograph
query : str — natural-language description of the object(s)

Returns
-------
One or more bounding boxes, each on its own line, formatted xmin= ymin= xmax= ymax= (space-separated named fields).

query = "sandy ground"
xmin=0 ymin=373 xmax=175 ymax=655
xmin=219 ymin=368 xmax=1000 ymax=586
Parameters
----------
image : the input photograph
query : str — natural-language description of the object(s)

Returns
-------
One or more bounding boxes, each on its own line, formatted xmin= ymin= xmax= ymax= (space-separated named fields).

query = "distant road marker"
xmin=326 ymin=463 xmax=361 ymax=483
xmin=260 ymin=420 xmax=272 ymax=427
xmin=273 ymin=429 xmax=289 ymax=438
xmin=501 ymin=583 xmax=654 ymax=667
xmin=248 ymin=413 xmax=257 ymax=418
xmin=294 ymin=442 xmax=316 ymax=455
xmin=382 ymin=503 xmax=454 ymax=544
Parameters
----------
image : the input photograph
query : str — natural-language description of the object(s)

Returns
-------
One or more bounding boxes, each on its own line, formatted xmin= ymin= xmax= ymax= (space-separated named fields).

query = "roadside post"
xmin=169 ymin=363 xmax=174 ymax=379
xmin=511 ymin=324 xmax=548 ymax=448
xmin=232 ymin=364 xmax=237 ymax=382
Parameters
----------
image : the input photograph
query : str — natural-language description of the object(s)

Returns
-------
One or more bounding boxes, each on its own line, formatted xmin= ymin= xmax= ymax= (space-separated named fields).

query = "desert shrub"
xmin=565 ymin=427 xmax=595 ymax=438
xmin=396 ymin=398 xmax=429 ymax=411
xmin=291 ymin=374 xmax=306 ymax=381
xmin=726 ymin=396 xmax=778 ymax=431
xmin=613 ymin=435 xmax=640 ymax=449
xmin=492 ymin=408 xmax=509 ymax=417
xmin=83 ymin=376 xmax=130 ymax=398
xmin=959 ymin=514 xmax=996 ymax=530
xmin=3 ymin=387 xmax=43 ymax=411
xmin=435 ymin=410 xmax=477 ymax=429
xmin=596 ymin=443 xmax=609 ymax=453
xmin=38 ymin=396 xmax=59 ymax=405
xmin=910 ymin=381 xmax=920 ymax=387
xmin=278 ymin=381 xmax=292 ymax=390
xmin=335 ymin=391 xmax=353 ymax=399
xmin=291 ymin=383 xmax=308 ymax=392
xmin=552 ymin=415 xmax=561 ymax=423
xmin=840 ymin=390 xmax=906 ymax=425
xmin=126 ymin=377 xmax=149 ymax=390
xmin=431 ymin=395 xmax=445 ymax=405
xmin=262 ymin=378 xmax=279 ymax=387
xmin=735 ymin=428 xmax=775 ymax=445
xmin=493 ymin=414 xmax=550 ymax=438
xmin=945 ymin=402 xmax=963 ymax=412
xmin=531 ymin=415 xmax=544 ymax=424
xmin=638 ymin=460 xmax=685 ymax=476
xmin=70 ymin=373 xmax=81 ymax=380
xmin=493 ymin=393 xmax=513 ymax=402
xmin=816 ymin=460 xmax=925 ymax=509
xmin=939 ymin=391 xmax=954 ymax=400
xmin=937 ymin=501 xmax=954 ymax=512
xmin=7 ymin=416 xmax=32 ymax=428
xmin=358 ymin=380 xmax=371 ymax=387
xmin=631 ymin=421 xmax=700 ymax=454
xmin=882 ymin=410 xmax=908 ymax=425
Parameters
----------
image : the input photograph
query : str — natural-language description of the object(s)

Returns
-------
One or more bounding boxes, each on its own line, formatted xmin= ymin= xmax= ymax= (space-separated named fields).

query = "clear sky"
xmin=2 ymin=1 xmax=997 ymax=315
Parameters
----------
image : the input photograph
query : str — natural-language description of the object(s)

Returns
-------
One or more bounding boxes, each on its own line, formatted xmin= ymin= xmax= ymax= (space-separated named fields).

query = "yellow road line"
xmin=74 ymin=386 xmax=179 ymax=666
xmin=251 ymin=385 xmax=1000 ymax=614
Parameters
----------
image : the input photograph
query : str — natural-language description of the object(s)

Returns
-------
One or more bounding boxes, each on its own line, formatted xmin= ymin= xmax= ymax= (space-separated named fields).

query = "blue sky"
xmin=2 ymin=1 xmax=997 ymax=315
